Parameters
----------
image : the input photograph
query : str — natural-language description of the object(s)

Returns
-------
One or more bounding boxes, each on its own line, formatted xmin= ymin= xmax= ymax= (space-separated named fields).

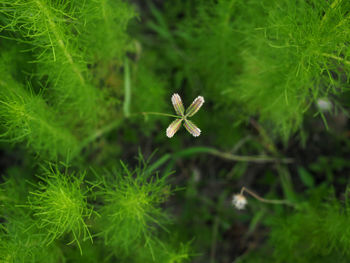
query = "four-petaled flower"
xmin=166 ymin=93 xmax=204 ymax=138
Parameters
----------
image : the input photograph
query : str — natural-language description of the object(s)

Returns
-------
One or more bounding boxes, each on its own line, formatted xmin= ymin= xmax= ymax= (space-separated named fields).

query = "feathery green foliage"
xmin=0 ymin=170 xmax=63 ymax=263
xmin=0 ymin=0 xmax=137 ymax=160
xmin=1 ymin=0 xmax=350 ymax=262
xmin=231 ymin=0 xmax=350 ymax=138
xmin=147 ymin=0 xmax=350 ymax=140
xmin=96 ymin=157 xmax=172 ymax=256
xmin=268 ymin=190 xmax=350 ymax=262
xmin=127 ymin=239 xmax=192 ymax=263
xmin=0 ymin=221 xmax=63 ymax=263
xmin=1 ymin=0 xmax=99 ymax=122
xmin=27 ymin=164 xmax=93 ymax=252
xmin=0 ymin=49 xmax=79 ymax=159
xmin=80 ymin=0 xmax=136 ymax=62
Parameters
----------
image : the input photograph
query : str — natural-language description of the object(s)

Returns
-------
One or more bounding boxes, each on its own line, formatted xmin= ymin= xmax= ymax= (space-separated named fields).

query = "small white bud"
xmin=232 ymin=194 xmax=247 ymax=210
xmin=317 ymin=98 xmax=332 ymax=112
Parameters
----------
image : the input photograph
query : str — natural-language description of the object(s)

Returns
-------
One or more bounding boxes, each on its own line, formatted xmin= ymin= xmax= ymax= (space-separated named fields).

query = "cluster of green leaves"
xmin=0 ymin=1 xmax=192 ymax=261
xmin=0 ymin=167 xmax=64 ymax=262
xmin=0 ymin=158 xmax=192 ymax=262
xmin=0 ymin=0 xmax=138 ymax=160
xmin=27 ymin=165 xmax=93 ymax=251
xmin=0 ymin=46 xmax=80 ymax=159
xmin=95 ymin=160 xmax=171 ymax=255
xmin=93 ymin=157 xmax=191 ymax=261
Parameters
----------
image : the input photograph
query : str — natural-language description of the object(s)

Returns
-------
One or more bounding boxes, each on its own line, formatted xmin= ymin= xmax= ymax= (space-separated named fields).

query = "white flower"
xmin=166 ymin=94 xmax=204 ymax=138
xmin=317 ymin=98 xmax=332 ymax=112
xmin=232 ymin=194 xmax=247 ymax=210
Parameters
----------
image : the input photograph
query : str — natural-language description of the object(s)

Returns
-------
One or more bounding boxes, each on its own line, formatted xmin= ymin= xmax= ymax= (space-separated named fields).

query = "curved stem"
xmin=145 ymin=146 xmax=293 ymax=176
xmin=208 ymin=148 xmax=293 ymax=163
xmin=240 ymin=187 xmax=294 ymax=207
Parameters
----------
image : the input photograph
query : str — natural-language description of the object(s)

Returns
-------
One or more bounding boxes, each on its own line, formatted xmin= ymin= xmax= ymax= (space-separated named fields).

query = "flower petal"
xmin=183 ymin=119 xmax=201 ymax=137
xmin=171 ymin=93 xmax=185 ymax=116
xmin=232 ymin=194 xmax=247 ymax=210
xmin=185 ymin=96 xmax=204 ymax=117
xmin=166 ymin=118 xmax=183 ymax=138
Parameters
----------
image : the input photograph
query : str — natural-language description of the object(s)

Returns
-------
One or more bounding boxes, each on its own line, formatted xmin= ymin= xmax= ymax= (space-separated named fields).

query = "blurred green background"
xmin=1 ymin=0 xmax=350 ymax=262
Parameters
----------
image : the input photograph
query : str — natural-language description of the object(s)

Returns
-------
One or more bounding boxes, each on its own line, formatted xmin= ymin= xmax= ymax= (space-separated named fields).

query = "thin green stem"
xmin=123 ymin=58 xmax=131 ymax=118
xmin=321 ymin=53 xmax=350 ymax=65
xmin=140 ymin=112 xmax=182 ymax=119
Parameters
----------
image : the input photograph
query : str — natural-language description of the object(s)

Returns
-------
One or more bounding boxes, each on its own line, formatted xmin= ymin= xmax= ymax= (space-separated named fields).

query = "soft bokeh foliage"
xmin=0 ymin=0 xmax=350 ymax=262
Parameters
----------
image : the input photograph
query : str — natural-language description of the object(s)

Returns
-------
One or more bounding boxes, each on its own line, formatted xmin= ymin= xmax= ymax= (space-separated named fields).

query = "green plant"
xmin=267 ymin=189 xmax=350 ymax=263
xmin=0 ymin=47 xmax=79 ymax=159
xmin=1 ymin=0 xmax=350 ymax=262
xmin=146 ymin=0 xmax=350 ymax=141
xmin=95 ymin=156 xmax=172 ymax=257
xmin=27 ymin=164 xmax=93 ymax=253
xmin=0 ymin=0 xmax=136 ymax=160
